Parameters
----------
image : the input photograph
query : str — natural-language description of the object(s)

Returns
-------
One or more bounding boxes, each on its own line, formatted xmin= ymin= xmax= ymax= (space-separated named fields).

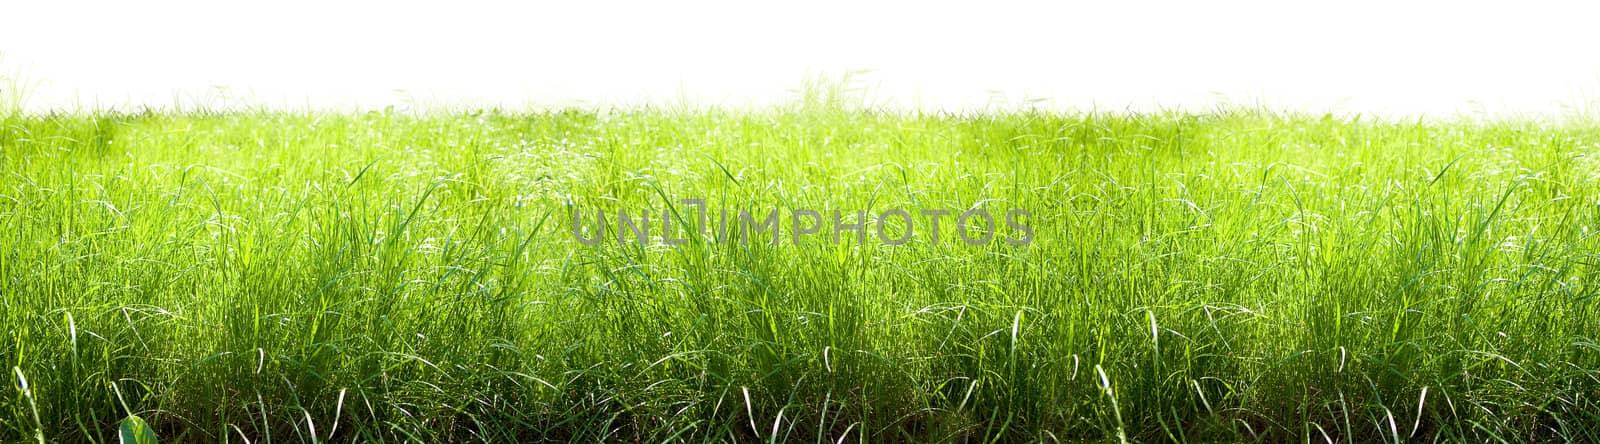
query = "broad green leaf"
xmin=118 ymin=415 xmax=158 ymax=444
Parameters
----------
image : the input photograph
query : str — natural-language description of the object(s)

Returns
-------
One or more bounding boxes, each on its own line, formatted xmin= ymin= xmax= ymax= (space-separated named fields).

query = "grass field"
xmin=4 ymin=99 xmax=1600 ymax=442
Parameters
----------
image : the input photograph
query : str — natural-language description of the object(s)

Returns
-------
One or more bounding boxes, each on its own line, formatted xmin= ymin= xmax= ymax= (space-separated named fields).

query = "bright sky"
xmin=4 ymin=0 xmax=1600 ymax=117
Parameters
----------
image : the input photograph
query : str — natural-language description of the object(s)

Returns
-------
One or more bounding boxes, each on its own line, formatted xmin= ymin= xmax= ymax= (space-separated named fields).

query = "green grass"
xmin=3 ymin=102 xmax=1600 ymax=442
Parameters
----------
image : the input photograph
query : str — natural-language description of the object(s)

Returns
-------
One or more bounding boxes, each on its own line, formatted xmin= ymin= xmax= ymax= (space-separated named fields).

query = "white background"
xmin=4 ymin=0 xmax=1600 ymax=117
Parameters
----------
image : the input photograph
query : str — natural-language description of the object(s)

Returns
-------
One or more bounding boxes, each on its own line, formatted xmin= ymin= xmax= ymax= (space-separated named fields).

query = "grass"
xmin=2 ymin=99 xmax=1600 ymax=442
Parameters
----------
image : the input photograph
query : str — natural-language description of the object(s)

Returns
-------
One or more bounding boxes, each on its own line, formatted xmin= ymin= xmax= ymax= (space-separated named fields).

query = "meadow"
xmin=3 ymin=98 xmax=1600 ymax=442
